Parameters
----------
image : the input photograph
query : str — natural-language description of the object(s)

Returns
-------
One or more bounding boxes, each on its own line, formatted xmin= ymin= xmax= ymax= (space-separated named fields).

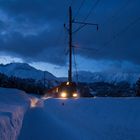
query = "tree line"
xmin=0 ymin=72 xmax=140 ymax=97
xmin=0 ymin=72 xmax=46 ymax=95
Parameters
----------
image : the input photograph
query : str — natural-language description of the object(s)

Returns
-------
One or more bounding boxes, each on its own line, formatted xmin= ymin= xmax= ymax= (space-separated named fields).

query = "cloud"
xmin=0 ymin=30 xmax=67 ymax=65
xmin=0 ymin=0 xmax=139 ymax=68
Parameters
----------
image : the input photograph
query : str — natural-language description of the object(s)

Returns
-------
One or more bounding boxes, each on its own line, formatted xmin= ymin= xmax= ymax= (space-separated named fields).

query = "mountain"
xmin=0 ymin=63 xmax=139 ymax=84
xmin=0 ymin=63 xmax=57 ymax=81
xmin=73 ymin=71 xmax=140 ymax=84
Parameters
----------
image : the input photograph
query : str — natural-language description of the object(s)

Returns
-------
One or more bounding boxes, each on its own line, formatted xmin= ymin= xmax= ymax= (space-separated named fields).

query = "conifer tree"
xmin=136 ymin=78 xmax=140 ymax=96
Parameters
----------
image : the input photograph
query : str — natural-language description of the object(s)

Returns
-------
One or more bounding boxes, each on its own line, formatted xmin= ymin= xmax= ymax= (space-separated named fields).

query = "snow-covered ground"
xmin=19 ymin=97 xmax=140 ymax=140
xmin=0 ymin=87 xmax=140 ymax=140
xmin=0 ymin=88 xmax=31 ymax=140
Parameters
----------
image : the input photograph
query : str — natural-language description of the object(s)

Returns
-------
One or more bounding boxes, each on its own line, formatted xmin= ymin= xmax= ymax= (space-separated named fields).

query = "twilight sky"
xmin=0 ymin=0 xmax=140 ymax=77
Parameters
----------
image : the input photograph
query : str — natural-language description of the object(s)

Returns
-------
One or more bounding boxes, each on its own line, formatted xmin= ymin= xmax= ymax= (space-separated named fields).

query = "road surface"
xmin=18 ymin=98 xmax=140 ymax=140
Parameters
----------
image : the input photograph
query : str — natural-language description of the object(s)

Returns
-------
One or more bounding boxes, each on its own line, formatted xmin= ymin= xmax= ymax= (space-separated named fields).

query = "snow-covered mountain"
xmin=0 ymin=63 xmax=57 ymax=81
xmin=74 ymin=71 xmax=140 ymax=84
xmin=0 ymin=63 xmax=139 ymax=84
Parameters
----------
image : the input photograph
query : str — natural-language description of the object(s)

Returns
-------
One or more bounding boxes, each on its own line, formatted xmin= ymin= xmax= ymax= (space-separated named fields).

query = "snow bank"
xmin=0 ymin=88 xmax=30 ymax=140
xmin=43 ymin=98 xmax=140 ymax=140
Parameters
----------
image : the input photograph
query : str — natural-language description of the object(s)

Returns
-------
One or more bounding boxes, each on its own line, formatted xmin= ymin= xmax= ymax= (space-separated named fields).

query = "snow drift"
xmin=0 ymin=88 xmax=30 ymax=140
xmin=19 ymin=97 xmax=140 ymax=140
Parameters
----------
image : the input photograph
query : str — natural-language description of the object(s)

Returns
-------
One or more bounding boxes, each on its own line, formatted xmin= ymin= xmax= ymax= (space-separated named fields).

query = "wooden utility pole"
xmin=68 ymin=6 xmax=72 ymax=83
xmin=66 ymin=6 xmax=98 ymax=83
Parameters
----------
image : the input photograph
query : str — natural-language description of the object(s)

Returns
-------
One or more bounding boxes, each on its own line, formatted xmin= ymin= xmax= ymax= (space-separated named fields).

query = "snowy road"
xmin=18 ymin=98 xmax=140 ymax=140
xmin=18 ymin=99 xmax=79 ymax=140
xmin=18 ymin=107 xmax=69 ymax=140
xmin=18 ymin=98 xmax=97 ymax=140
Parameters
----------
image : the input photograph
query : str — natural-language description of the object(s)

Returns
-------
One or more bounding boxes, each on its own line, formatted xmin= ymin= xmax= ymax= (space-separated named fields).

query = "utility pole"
xmin=68 ymin=6 xmax=72 ymax=83
xmin=65 ymin=6 xmax=98 ymax=83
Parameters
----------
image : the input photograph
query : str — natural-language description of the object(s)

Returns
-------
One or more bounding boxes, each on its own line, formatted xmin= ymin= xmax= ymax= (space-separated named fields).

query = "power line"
xmin=72 ymin=0 xmax=99 ymax=34
xmin=101 ymin=0 xmax=133 ymax=32
xmin=56 ymin=0 xmax=76 ymax=43
xmin=69 ymin=0 xmax=76 ymax=7
xmin=74 ymin=46 xmax=99 ymax=53
xmin=72 ymin=0 xmax=135 ymax=55
xmin=73 ymin=0 xmax=86 ymax=20
xmin=54 ymin=0 xmax=75 ymax=72
xmin=82 ymin=0 xmax=100 ymax=22
xmin=107 ymin=0 xmax=132 ymax=25
xmin=73 ymin=24 xmax=86 ymax=33
xmin=73 ymin=21 xmax=98 ymax=34
xmin=63 ymin=0 xmax=77 ymax=55
xmin=89 ymin=16 xmax=140 ymax=56
xmin=74 ymin=14 xmax=140 ymax=56
xmin=103 ymin=16 xmax=140 ymax=47
xmin=64 ymin=31 xmax=69 ymax=55
xmin=73 ymin=47 xmax=79 ymax=83
xmin=64 ymin=6 xmax=99 ymax=82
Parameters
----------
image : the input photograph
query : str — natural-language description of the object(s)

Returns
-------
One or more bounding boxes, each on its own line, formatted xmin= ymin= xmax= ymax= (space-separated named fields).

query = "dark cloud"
xmin=0 ymin=0 xmax=68 ymax=22
xmin=73 ymin=0 xmax=140 ymax=65
xmin=0 ymin=0 xmax=140 ymax=67
xmin=0 ymin=30 xmax=67 ymax=65
xmin=0 ymin=20 xmax=6 ymax=30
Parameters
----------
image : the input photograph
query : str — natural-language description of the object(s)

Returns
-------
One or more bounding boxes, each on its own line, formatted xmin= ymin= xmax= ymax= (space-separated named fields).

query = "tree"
xmin=136 ymin=78 xmax=140 ymax=96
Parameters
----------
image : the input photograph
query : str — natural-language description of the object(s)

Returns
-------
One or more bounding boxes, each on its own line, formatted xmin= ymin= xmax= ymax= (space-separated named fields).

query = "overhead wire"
xmin=55 ymin=0 xmax=76 ymax=55
xmin=86 ymin=15 xmax=140 ymax=58
xmin=73 ymin=0 xmax=86 ymax=20
xmin=72 ymin=0 xmax=100 ymax=77
xmin=74 ymin=46 xmax=99 ymax=53
xmin=53 ymin=0 xmax=75 ymax=75
xmin=103 ymin=16 xmax=140 ymax=47
xmin=72 ymin=0 xmax=100 ymax=59
xmin=66 ymin=0 xmax=139 ymax=77
xmin=69 ymin=0 xmax=76 ymax=7
xmin=60 ymin=0 xmax=100 ymax=79
xmin=73 ymin=0 xmax=139 ymax=55
xmin=73 ymin=47 xmax=79 ymax=83
xmin=104 ymin=0 xmax=132 ymax=25
xmin=73 ymin=0 xmax=100 ymax=34
xmin=56 ymin=0 xmax=74 ymax=42
xmin=82 ymin=0 xmax=100 ymax=22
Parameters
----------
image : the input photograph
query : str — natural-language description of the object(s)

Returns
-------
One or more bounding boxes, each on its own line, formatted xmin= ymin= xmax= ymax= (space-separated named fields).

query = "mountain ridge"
xmin=0 ymin=63 xmax=139 ymax=84
xmin=73 ymin=71 xmax=140 ymax=84
xmin=0 ymin=62 xmax=57 ymax=81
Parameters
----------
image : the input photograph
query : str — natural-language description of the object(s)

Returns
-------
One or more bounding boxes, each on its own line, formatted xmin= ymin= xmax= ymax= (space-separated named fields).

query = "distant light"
xmin=56 ymin=88 xmax=58 ymax=92
xmin=66 ymin=82 xmax=70 ymax=85
xmin=60 ymin=92 xmax=67 ymax=98
xmin=73 ymin=93 xmax=78 ymax=97
xmin=30 ymin=98 xmax=39 ymax=108
xmin=41 ymin=96 xmax=51 ymax=100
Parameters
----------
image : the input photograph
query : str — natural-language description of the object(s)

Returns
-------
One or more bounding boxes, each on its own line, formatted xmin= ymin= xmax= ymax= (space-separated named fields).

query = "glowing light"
xmin=73 ymin=93 xmax=78 ymax=98
xmin=56 ymin=88 xmax=58 ymax=92
xmin=41 ymin=96 xmax=51 ymax=100
xmin=60 ymin=92 xmax=67 ymax=98
xmin=66 ymin=82 xmax=70 ymax=85
xmin=30 ymin=98 xmax=39 ymax=108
